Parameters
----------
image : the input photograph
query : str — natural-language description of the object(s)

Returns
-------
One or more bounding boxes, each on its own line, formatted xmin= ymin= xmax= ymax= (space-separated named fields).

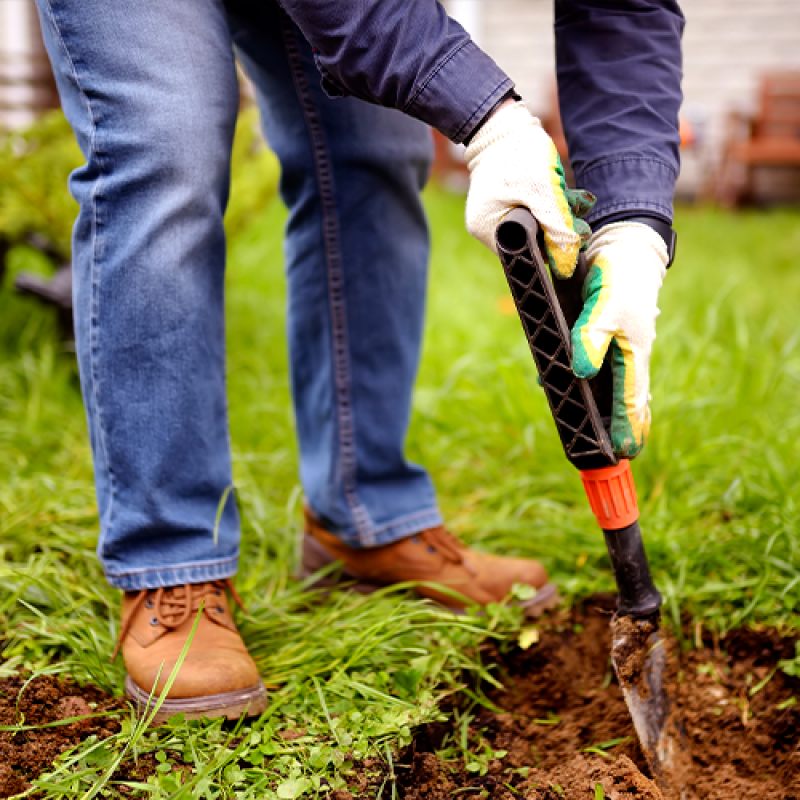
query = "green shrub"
xmin=0 ymin=111 xmax=81 ymax=259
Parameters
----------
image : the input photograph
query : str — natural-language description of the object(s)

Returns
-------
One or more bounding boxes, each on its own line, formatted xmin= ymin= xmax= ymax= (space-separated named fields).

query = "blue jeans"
xmin=36 ymin=0 xmax=442 ymax=591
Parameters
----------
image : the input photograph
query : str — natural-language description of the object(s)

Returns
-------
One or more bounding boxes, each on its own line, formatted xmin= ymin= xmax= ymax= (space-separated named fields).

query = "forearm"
xmin=278 ymin=0 xmax=513 ymax=143
xmin=555 ymin=0 xmax=685 ymax=225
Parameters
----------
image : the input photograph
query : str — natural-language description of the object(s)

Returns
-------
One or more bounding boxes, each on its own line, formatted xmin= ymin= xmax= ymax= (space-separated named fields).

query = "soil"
xmin=0 ymin=673 xmax=127 ymax=798
xmin=392 ymin=595 xmax=800 ymax=800
xmin=1 ymin=595 xmax=798 ymax=799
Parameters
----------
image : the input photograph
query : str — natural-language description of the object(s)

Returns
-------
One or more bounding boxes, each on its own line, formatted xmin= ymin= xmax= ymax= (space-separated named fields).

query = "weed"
xmin=581 ymin=737 xmax=633 ymax=758
xmin=778 ymin=642 xmax=800 ymax=678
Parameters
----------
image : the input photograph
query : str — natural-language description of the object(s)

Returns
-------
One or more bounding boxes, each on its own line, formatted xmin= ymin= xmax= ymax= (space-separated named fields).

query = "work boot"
xmin=114 ymin=580 xmax=268 ymax=725
xmin=300 ymin=507 xmax=559 ymax=615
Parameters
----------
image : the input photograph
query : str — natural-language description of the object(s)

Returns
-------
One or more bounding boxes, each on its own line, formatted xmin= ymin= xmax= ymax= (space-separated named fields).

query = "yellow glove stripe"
xmin=615 ymin=333 xmax=644 ymax=437
xmin=548 ymin=142 xmax=573 ymax=234
xmin=577 ymin=259 xmax=614 ymax=370
xmin=610 ymin=334 xmax=648 ymax=457
xmin=543 ymin=142 xmax=580 ymax=278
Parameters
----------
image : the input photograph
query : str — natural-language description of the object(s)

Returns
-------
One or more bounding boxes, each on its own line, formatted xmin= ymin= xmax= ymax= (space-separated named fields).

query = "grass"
xmin=1 ymin=180 xmax=799 ymax=797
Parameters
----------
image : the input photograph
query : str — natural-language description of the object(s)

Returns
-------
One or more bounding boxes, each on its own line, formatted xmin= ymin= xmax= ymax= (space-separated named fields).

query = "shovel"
xmin=495 ymin=208 xmax=688 ymax=799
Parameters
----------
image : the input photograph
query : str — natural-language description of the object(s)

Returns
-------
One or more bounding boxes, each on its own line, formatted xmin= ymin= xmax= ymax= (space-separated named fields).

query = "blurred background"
xmin=439 ymin=0 xmax=800 ymax=205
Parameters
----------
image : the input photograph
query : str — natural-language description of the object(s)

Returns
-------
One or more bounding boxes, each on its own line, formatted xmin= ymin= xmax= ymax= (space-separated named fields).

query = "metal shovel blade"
xmin=611 ymin=614 xmax=690 ymax=800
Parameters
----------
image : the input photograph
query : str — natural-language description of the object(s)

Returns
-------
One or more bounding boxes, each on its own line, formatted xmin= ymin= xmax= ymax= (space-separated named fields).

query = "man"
xmin=35 ymin=0 xmax=682 ymax=720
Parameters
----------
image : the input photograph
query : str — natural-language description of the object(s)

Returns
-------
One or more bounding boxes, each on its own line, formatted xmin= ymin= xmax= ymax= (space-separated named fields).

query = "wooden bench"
xmin=716 ymin=72 xmax=800 ymax=207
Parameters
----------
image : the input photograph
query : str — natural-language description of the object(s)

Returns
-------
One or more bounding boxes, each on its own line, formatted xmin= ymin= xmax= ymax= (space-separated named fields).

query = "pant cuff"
xmin=336 ymin=507 xmax=445 ymax=549
xmin=104 ymin=555 xmax=239 ymax=591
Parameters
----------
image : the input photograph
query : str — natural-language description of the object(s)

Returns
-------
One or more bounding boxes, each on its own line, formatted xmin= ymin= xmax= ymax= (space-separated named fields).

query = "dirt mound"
xmin=398 ymin=595 xmax=800 ymax=799
xmin=395 ymin=750 xmax=662 ymax=800
xmin=1 ymin=596 xmax=798 ymax=799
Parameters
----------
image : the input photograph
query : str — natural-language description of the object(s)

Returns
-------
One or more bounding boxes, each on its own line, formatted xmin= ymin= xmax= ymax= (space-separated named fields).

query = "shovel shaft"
xmin=603 ymin=521 xmax=663 ymax=618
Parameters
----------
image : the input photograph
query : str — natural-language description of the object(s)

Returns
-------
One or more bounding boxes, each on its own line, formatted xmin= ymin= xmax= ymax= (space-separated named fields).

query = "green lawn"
xmin=1 ymin=174 xmax=799 ymax=796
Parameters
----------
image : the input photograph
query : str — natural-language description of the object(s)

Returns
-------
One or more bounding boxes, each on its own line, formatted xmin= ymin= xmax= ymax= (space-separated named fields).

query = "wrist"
xmin=587 ymin=222 xmax=670 ymax=279
xmin=618 ymin=216 xmax=676 ymax=269
xmin=462 ymin=89 xmax=522 ymax=146
xmin=597 ymin=214 xmax=677 ymax=269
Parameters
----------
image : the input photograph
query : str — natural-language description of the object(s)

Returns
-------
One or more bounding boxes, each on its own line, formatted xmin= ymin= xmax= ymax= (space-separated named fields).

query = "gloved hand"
xmin=465 ymin=101 xmax=588 ymax=279
xmin=572 ymin=222 xmax=669 ymax=458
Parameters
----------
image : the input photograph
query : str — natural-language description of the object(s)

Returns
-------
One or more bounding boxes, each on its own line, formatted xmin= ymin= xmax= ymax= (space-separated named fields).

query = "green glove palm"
xmin=570 ymin=222 xmax=669 ymax=458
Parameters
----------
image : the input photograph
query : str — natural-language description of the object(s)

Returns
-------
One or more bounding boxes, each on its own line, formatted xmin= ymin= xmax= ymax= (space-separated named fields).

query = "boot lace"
xmin=111 ymin=579 xmax=245 ymax=662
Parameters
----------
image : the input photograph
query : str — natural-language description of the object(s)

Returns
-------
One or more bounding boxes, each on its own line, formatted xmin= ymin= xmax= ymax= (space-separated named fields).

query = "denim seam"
xmin=339 ymin=507 xmax=444 ymax=549
xmin=588 ymin=199 xmax=672 ymax=217
xmin=451 ymin=79 xmax=513 ymax=145
xmin=281 ymin=14 xmax=375 ymax=546
xmin=40 ymin=1 xmax=118 ymax=555
xmin=580 ymin=155 xmax=676 ymax=221
xmin=404 ymin=40 xmax=512 ymax=143
xmin=453 ymin=78 xmax=514 ymax=144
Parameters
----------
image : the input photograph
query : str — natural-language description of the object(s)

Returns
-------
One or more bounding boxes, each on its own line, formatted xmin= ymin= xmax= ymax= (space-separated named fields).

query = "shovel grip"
xmin=495 ymin=208 xmax=616 ymax=470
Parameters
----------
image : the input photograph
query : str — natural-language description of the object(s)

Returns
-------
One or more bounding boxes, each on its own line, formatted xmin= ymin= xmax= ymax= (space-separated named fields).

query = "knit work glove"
xmin=572 ymin=222 xmax=668 ymax=458
xmin=465 ymin=101 xmax=587 ymax=279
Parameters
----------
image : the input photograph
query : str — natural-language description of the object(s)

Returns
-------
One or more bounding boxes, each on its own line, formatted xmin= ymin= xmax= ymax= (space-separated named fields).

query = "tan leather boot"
xmin=300 ymin=507 xmax=559 ymax=616
xmin=114 ymin=580 xmax=268 ymax=725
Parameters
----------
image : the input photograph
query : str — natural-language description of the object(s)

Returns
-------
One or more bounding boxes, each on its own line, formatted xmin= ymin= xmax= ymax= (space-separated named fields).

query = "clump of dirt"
xmin=396 ymin=594 xmax=800 ymax=800
xmin=610 ymin=613 xmax=660 ymax=685
xmin=0 ymin=674 xmax=126 ymax=798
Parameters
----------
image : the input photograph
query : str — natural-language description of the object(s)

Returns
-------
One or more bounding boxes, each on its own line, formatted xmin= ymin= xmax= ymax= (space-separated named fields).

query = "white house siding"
xmin=446 ymin=0 xmax=800 ymax=200
xmin=447 ymin=0 xmax=557 ymax=119
xmin=0 ymin=0 xmax=58 ymax=129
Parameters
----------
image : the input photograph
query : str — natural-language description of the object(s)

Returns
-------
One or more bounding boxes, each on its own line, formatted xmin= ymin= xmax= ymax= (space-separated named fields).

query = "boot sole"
xmin=125 ymin=675 xmax=269 ymax=726
xmin=299 ymin=533 xmax=561 ymax=617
